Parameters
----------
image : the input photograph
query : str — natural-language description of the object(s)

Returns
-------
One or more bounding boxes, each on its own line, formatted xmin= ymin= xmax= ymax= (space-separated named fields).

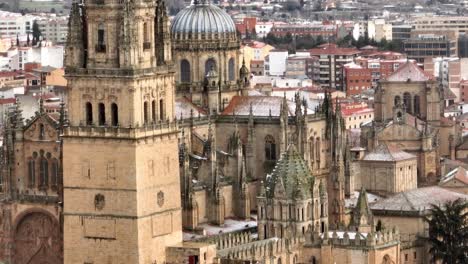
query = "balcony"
xmin=95 ymin=44 xmax=106 ymax=53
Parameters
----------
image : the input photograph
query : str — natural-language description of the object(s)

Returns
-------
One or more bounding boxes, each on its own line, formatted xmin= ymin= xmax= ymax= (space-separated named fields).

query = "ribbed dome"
xmin=171 ymin=1 xmax=236 ymax=40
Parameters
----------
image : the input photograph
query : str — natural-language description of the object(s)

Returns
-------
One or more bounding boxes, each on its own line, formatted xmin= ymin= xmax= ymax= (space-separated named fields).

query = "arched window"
xmin=151 ymin=100 xmax=156 ymax=122
xmin=111 ymin=103 xmax=118 ymax=126
xmin=39 ymin=124 xmax=45 ymax=140
xmin=39 ymin=157 xmax=48 ymax=188
xmin=28 ymin=158 xmax=35 ymax=187
xmin=265 ymin=135 xmax=276 ymax=161
xmin=97 ymin=23 xmax=106 ymax=52
xmin=205 ymin=58 xmax=216 ymax=74
xmin=51 ymin=158 xmax=59 ymax=187
xmin=86 ymin=102 xmax=93 ymax=125
xmin=98 ymin=103 xmax=105 ymax=126
xmin=403 ymin=92 xmax=412 ymax=114
xmin=312 ymin=256 xmax=317 ymax=264
xmin=159 ymin=99 xmax=164 ymax=121
xmin=277 ymin=258 xmax=282 ymax=264
xmin=315 ymin=137 xmax=321 ymax=162
xmin=180 ymin=60 xmax=191 ymax=83
xmin=143 ymin=102 xmax=149 ymax=124
xmin=143 ymin=22 xmax=150 ymax=50
xmin=394 ymin=95 xmax=401 ymax=106
xmin=414 ymin=95 xmax=420 ymax=116
xmin=309 ymin=137 xmax=315 ymax=162
xmin=228 ymin=58 xmax=235 ymax=81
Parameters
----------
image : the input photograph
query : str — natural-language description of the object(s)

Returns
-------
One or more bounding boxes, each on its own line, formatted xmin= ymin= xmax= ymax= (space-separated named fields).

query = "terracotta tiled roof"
xmin=441 ymin=166 xmax=468 ymax=185
xmin=384 ymin=61 xmax=435 ymax=82
xmin=341 ymin=107 xmax=373 ymax=117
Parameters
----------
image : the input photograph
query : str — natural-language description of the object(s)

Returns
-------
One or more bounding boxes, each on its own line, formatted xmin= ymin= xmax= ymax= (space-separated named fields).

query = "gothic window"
xmin=394 ymin=95 xmax=401 ymax=106
xmin=277 ymin=258 xmax=282 ymax=264
xmin=159 ymin=99 xmax=164 ymax=121
xmin=39 ymin=124 xmax=45 ymax=140
xmin=96 ymin=23 xmax=106 ymax=52
xmin=111 ymin=103 xmax=118 ymax=126
xmin=414 ymin=95 xmax=420 ymax=116
xmin=151 ymin=100 xmax=156 ymax=122
xmin=315 ymin=137 xmax=321 ymax=162
xmin=228 ymin=58 xmax=235 ymax=81
xmin=143 ymin=22 xmax=150 ymax=50
xmin=39 ymin=157 xmax=48 ymax=188
xmin=143 ymin=101 xmax=149 ymax=124
xmin=205 ymin=58 xmax=216 ymax=74
xmin=403 ymin=92 xmax=412 ymax=114
xmin=98 ymin=103 xmax=105 ymax=126
xmin=309 ymin=137 xmax=315 ymax=162
xmin=180 ymin=60 xmax=191 ymax=83
xmin=312 ymin=257 xmax=317 ymax=264
xmin=51 ymin=158 xmax=59 ymax=187
xmin=28 ymin=159 xmax=35 ymax=187
xmin=265 ymin=135 xmax=276 ymax=161
xmin=85 ymin=102 xmax=93 ymax=125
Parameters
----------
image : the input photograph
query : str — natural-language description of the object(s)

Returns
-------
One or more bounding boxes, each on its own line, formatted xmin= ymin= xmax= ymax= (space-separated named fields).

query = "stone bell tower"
xmin=62 ymin=0 xmax=181 ymax=263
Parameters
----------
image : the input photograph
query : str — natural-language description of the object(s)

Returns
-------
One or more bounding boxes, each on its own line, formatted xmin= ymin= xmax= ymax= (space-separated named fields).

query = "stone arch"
xmin=382 ymin=254 xmax=394 ymax=264
xmin=13 ymin=210 xmax=61 ymax=264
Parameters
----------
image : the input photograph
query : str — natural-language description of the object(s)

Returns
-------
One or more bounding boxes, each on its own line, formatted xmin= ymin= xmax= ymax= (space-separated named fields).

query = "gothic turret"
xmin=64 ymin=1 xmax=84 ymax=70
xmin=351 ymin=187 xmax=374 ymax=233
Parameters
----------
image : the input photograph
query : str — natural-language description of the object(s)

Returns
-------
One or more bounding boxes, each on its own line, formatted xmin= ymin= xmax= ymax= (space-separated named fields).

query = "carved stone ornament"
xmin=157 ymin=191 xmax=164 ymax=207
xmin=94 ymin=194 xmax=105 ymax=210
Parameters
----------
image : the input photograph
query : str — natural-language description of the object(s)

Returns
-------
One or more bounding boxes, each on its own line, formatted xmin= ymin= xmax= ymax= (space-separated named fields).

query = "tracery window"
xmin=265 ymin=135 xmax=276 ymax=161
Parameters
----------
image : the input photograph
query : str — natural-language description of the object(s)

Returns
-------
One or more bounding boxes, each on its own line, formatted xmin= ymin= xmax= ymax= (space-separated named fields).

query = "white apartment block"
xmin=265 ymin=50 xmax=288 ymax=76
xmin=0 ymin=11 xmax=68 ymax=44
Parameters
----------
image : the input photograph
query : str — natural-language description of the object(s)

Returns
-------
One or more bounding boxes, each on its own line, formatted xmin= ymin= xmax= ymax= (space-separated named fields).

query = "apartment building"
xmin=404 ymin=34 xmax=457 ymax=63
xmin=412 ymin=16 xmax=468 ymax=35
xmin=309 ymin=44 xmax=360 ymax=91
xmin=36 ymin=17 xmax=68 ymax=44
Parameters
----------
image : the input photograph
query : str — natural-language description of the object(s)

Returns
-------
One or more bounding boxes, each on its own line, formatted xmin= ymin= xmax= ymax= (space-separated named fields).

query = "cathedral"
xmin=1 ymin=1 xmax=453 ymax=264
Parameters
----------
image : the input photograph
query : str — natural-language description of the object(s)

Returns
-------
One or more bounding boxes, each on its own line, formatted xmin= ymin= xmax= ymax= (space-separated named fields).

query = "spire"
xmin=352 ymin=187 xmax=374 ymax=233
xmin=64 ymin=0 xmax=84 ymax=69
xmin=59 ymin=99 xmax=68 ymax=128
xmin=13 ymin=98 xmax=24 ymax=129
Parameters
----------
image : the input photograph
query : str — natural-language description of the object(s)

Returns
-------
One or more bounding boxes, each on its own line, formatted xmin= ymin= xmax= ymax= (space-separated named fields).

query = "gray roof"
xmin=171 ymin=2 xmax=236 ymax=38
xmin=371 ymin=186 xmax=468 ymax=213
xmin=362 ymin=144 xmax=416 ymax=162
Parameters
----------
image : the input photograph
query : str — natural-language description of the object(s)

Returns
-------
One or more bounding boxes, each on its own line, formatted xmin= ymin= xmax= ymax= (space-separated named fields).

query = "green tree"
xmin=32 ymin=20 xmax=41 ymax=46
xmin=426 ymin=198 xmax=468 ymax=264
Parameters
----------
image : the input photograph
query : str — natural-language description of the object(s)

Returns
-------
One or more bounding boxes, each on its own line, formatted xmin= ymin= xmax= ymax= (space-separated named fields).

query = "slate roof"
xmin=371 ymin=186 xmax=468 ymax=212
xmin=362 ymin=143 xmax=416 ymax=162
xmin=220 ymin=96 xmax=314 ymax=116
xmin=265 ymin=145 xmax=314 ymax=200
xmin=384 ymin=61 xmax=435 ymax=82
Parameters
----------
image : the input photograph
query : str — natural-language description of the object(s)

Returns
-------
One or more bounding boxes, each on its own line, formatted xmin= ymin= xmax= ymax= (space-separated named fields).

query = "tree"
xmin=426 ymin=198 xmax=468 ymax=264
xmin=32 ymin=20 xmax=41 ymax=46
